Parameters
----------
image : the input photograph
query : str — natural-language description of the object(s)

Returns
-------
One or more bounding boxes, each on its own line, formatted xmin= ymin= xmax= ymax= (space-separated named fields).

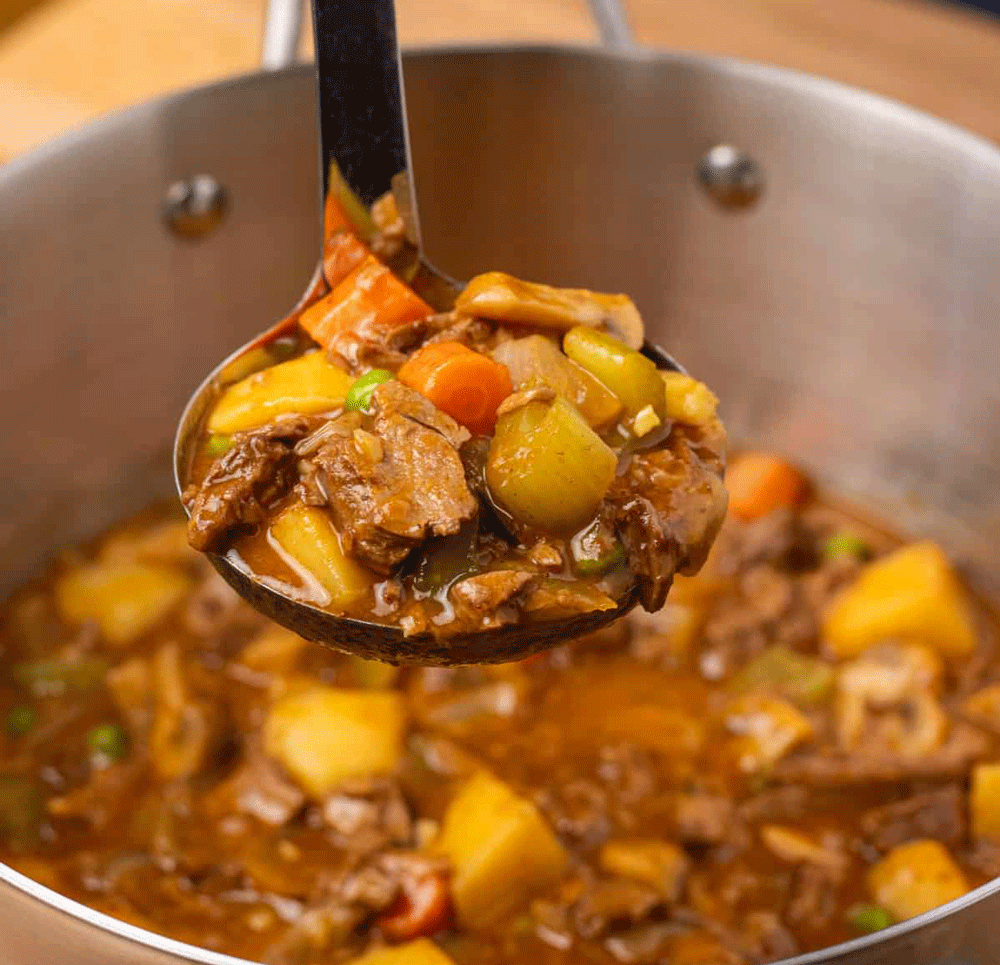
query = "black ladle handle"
xmin=311 ymin=0 xmax=418 ymax=218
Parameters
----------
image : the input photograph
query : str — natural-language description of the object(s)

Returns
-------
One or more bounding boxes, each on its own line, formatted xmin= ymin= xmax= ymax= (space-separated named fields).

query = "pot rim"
xmin=2 ymin=40 xmax=999 ymax=965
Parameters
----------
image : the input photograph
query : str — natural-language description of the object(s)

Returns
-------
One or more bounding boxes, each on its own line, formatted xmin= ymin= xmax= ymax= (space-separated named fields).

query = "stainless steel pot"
xmin=2 ymin=0 xmax=1000 ymax=961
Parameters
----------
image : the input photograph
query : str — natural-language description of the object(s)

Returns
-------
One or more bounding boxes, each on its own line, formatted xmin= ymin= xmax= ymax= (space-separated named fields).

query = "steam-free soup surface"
xmin=1 ymin=454 xmax=998 ymax=965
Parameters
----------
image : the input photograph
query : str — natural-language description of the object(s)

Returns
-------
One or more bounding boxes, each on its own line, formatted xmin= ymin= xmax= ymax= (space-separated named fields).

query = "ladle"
xmin=175 ymin=0 xmax=684 ymax=665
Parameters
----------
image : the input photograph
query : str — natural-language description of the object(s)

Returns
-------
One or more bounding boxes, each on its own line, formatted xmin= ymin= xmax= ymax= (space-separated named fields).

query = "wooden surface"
xmin=1 ymin=0 xmax=999 ymax=162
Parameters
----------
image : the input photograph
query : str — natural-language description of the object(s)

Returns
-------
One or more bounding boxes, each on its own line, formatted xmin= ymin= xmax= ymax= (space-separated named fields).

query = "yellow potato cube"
xmin=971 ymin=763 xmax=1000 ymax=841
xmin=349 ymin=939 xmax=455 ymax=965
xmin=962 ymin=684 xmax=1000 ymax=728
xmin=56 ymin=562 xmax=189 ymax=644
xmin=660 ymin=372 xmax=719 ymax=426
xmin=264 ymin=683 xmax=405 ymax=797
xmin=823 ymin=542 xmax=976 ymax=660
xmin=868 ymin=840 xmax=969 ymax=920
xmin=725 ymin=694 xmax=815 ymax=772
xmin=270 ymin=504 xmax=371 ymax=609
xmin=434 ymin=770 xmax=568 ymax=927
xmin=208 ymin=350 xmax=354 ymax=433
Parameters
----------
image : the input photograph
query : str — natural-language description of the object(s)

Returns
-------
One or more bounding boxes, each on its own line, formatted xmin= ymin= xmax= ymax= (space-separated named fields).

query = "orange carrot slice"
xmin=726 ymin=452 xmax=808 ymax=522
xmin=398 ymin=341 xmax=513 ymax=435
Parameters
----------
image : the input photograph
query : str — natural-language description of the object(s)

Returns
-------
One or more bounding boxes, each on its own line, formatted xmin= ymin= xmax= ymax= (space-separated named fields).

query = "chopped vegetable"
xmin=13 ymin=656 xmax=108 ymax=698
xmin=971 ymin=763 xmax=1000 ymax=841
xmin=325 ymin=160 xmax=376 ymax=241
xmin=413 ymin=523 xmax=482 ymax=595
xmin=632 ymin=404 xmax=661 ymax=437
xmin=270 ymin=504 xmax=372 ymax=608
xmin=204 ymin=433 xmax=234 ymax=457
xmin=573 ymin=543 xmax=625 ymax=577
xmin=849 ymin=904 xmax=894 ymax=933
xmin=760 ymin=825 xmax=843 ymax=868
xmin=207 ymin=350 xmax=354 ymax=434
xmin=344 ymin=369 xmax=395 ymax=413
xmin=491 ymin=335 xmax=623 ymax=429
xmin=599 ymin=839 xmax=689 ymax=899
xmin=725 ymin=694 xmax=815 ymax=772
xmin=486 ymin=397 xmax=617 ymax=533
xmin=823 ymin=531 xmax=872 ymax=561
xmin=348 ymin=939 xmax=455 ymax=965
xmin=0 ymin=775 xmax=43 ymax=849
xmin=300 ymin=255 xmax=432 ymax=352
xmin=660 ymin=372 xmax=719 ymax=425
xmin=731 ymin=646 xmax=835 ymax=706
xmin=264 ymin=682 xmax=405 ymax=797
xmin=378 ymin=868 xmax=453 ymax=941
xmin=87 ymin=723 xmax=128 ymax=764
xmin=726 ymin=452 xmax=807 ymax=522
xmin=867 ymin=840 xmax=968 ymax=920
xmin=962 ymin=683 xmax=1000 ymax=727
xmin=398 ymin=341 xmax=513 ymax=436
xmin=324 ymin=231 xmax=370 ymax=288
xmin=150 ymin=643 xmax=214 ymax=781
xmin=433 ymin=769 xmax=568 ymax=927
xmin=56 ymin=562 xmax=189 ymax=645
xmin=456 ymin=272 xmax=644 ymax=349
xmin=823 ymin=542 xmax=976 ymax=659
xmin=563 ymin=326 xmax=666 ymax=420
xmin=6 ymin=705 xmax=37 ymax=737
xmin=238 ymin=625 xmax=307 ymax=678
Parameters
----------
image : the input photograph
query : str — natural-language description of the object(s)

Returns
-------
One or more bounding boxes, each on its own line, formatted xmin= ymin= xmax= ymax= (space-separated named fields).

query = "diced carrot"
xmin=300 ymin=254 xmax=433 ymax=351
xmin=324 ymin=190 xmax=352 ymax=240
xmin=323 ymin=232 xmax=369 ymax=288
xmin=726 ymin=452 xmax=807 ymax=522
xmin=398 ymin=342 xmax=513 ymax=435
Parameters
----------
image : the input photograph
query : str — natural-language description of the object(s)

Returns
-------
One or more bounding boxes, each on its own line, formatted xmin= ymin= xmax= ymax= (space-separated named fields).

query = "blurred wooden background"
xmin=1 ymin=0 xmax=999 ymax=162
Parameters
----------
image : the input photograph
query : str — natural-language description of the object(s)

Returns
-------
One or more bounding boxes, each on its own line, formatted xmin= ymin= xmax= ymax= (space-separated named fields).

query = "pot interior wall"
xmin=2 ymin=49 xmax=1000 ymax=601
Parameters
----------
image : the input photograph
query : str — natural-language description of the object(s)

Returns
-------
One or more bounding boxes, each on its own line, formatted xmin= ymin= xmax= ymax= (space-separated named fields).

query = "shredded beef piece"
xmin=860 ymin=786 xmax=966 ymax=852
xmin=608 ymin=425 xmax=726 ymax=612
xmin=449 ymin=570 xmax=535 ymax=632
xmin=784 ymin=861 xmax=844 ymax=931
xmin=573 ymin=877 xmax=665 ymax=939
xmin=421 ymin=313 xmax=496 ymax=352
xmin=739 ymin=911 xmax=799 ymax=963
xmin=321 ymin=777 xmax=413 ymax=854
xmin=183 ymin=567 xmax=264 ymax=640
xmin=673 ymin=793 xmax=735 ymax=846
xmin=776 ymin=722 xmax=990 ymax=785
xmin=967 ymin=839 xmax=1000 ymax=878
xmin=184 ymin=416 xmax=322 ymax=552
xmin=202 ymin=751 xmax=305 ymax=827
xmin=300 ymin=383 xmax=476 ymax=574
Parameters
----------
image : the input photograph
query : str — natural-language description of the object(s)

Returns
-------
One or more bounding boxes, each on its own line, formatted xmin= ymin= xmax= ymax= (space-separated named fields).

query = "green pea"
xmin=823 ymin=531 xmax=871 ymax=562
xmin=6 ymin=705 xmax=37 ymax=737
xmin=573 ymin=543 xmax=626 ymax=577
xmin=849 ymin=904 xmax=893 ymax=933
xmin=344 ymin=369 xmax=394 ymax=413
xmin=87 ymin=723 xmax=128 ymax=764
xmin=205 ymin=434 xmax=234 ymax=457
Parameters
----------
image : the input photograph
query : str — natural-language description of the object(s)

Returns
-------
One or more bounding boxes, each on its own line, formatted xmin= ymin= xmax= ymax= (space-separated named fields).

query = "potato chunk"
xmin=349 ymin=939 xmax=455 ymax=965
xmin=270 ymin=504 xmax=371 ymax=609
xmin=56 ymin=561 xmax=189 ymax=644
xmin=725 ymin=694 xmax=815 ymax=772
xmin=971 ymin=763 xmax=1000 ymax=841
xmin=264 ymin=683 xmax=405 ymax=797
xmin=823 ymin=542 xmax=976 ymax=660
xmin=486 ymin=397 xmax=616 ymax=534
xmin=599 ymin=839 xmax=689 ymax=900
xmin=208 ymin=350 xmax=354 ymax=433
xmin=434 ymin=770 xmax=568 ymax=927
xmin=660 ymin=372 xmax=719 ymax=426
xmin=867 ymin=840 xmax=968 ymax=920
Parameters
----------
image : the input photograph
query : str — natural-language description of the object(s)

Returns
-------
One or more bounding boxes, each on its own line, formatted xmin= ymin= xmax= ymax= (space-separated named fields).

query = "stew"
xmin=180 ymin=188 xmax=727 ymax=640
xmin=1 ymin=453 xmax=998 ymax=964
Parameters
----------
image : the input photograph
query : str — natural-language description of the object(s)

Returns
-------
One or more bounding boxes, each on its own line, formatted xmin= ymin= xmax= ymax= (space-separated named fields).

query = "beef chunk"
xmin=301 ymin=383 xmax=476 ymax=574
xmin=777 ymin=723 xmax=990 ymax=785
xmin=861 ymin=786 xmax=966 ymax=852
xmin=449 ymin=570 xmax=535 ymax=632
xmin=673 ymin=793 xmax=735 ymax=846
xmin=608 ymin=426 xmax=727 ymax=612
xmin=321 ymin=777 xmax=413 ymax=855
xmin=184 ymin=416 xmax=320 ymax=552
xmin=573 ymin=877 xmax=664 ymax=939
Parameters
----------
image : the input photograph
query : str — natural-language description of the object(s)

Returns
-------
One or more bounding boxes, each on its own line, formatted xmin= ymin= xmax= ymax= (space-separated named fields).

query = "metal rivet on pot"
xmin=163 ymin=175 xmax=228 ymax=239
xmin=697 ymin=145 xmax=764 ymax=209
